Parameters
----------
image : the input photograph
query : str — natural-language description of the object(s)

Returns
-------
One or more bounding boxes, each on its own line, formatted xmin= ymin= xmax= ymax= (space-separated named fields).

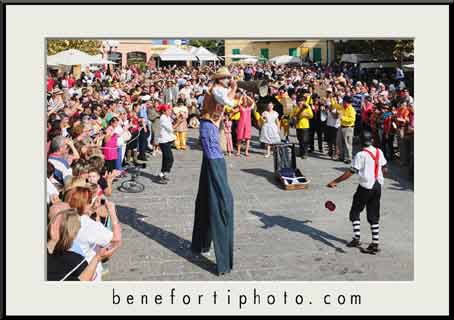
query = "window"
xmin=289 ymin=48 xmax=297 ymax=57
xmin=127 ymin=51 xmax=147 ymax=65
xmin=232 ymin=48 xmax=240 ymax=61
xmin=260 ymin=48 xmax=269 ymax=61
xmin=312 ymin=48 xmax=322 ymax=63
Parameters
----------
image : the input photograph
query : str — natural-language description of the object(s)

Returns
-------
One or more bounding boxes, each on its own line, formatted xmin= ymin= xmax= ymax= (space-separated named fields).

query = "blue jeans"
xmin=115 ymin=145 xmax=123 ymax=170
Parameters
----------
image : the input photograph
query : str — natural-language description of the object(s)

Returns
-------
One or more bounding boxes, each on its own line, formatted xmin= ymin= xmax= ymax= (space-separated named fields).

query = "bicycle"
xmin=118 ymin=162 xmax=146 ymax=193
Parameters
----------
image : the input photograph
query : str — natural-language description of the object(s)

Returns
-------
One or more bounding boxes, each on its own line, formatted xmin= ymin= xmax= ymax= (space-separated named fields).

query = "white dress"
xmin=260 ymin=111 xmax=281 ymax=144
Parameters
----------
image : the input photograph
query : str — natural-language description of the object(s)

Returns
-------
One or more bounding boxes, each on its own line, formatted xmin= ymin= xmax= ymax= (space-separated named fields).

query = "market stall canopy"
xmin=241 ymin=57 xmax=259 ymax=64
xmin=340 ymin=54 xmax=371 ymax=64
xmin=359 ymin=61 xmax=398 ymax=70
xmin=269 ymin=55 xmax=301 ymax=65
xmin=223 ymin=54 xmax=258 ymax=59
xmin=47 ymin=49 xmax=116 ymax=66
xmin=192 ymin=46 xmax=220 ymax=61
xmin=47 ymin=49 xmax=93 ymax=66
xmin=159 ymin=47 xmax=198 ymax=61
xmin=88 ymin=54 xmax=117 ymax=65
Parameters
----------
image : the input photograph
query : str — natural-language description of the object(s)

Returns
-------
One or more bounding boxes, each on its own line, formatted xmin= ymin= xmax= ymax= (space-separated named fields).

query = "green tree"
xmin=188 ymin=39 xmax=224 ymax=57
xmin=47 ymin=39 xmax=102 ymax=56
xmin=393 ymin=40 xmax=414 ymax=63
xmin=334 ymin=40 xmax=413 ymax=61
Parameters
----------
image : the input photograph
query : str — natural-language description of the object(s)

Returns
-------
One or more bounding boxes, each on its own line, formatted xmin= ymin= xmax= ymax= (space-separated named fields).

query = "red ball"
xmin=325 ymin=200 xmax=336 ymax=212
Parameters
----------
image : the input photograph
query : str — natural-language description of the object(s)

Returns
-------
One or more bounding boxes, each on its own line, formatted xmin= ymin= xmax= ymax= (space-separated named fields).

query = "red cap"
xmin=157 ymin=104 xmax=171 ymax=113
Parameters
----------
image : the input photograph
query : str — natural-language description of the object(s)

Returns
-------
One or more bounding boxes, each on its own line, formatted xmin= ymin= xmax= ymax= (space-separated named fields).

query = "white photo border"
xmin=5 ymin=4 xmax=449 ymax=315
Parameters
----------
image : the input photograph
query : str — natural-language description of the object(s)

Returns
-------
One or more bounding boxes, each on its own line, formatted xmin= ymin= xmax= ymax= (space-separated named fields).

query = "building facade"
xmin=224 ymin=39 xmax=336 ymax=65
xmin=102 ymin=40 xmax=189 ymax=68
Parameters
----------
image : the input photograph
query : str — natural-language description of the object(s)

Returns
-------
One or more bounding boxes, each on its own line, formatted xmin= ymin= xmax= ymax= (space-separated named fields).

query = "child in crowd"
xmin=223 ymin=111 xmax=233 ymax=157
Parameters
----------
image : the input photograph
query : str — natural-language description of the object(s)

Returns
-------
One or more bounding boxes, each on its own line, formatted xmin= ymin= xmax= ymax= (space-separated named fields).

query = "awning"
xmin=269 ymin=55 xmax=301 ymax=65
xmin=47 ymin=49 xmax=116 ymax=66
xmin=159 ymin=47 xmax=198 ymax=61
xmin=340 ymin=54 xmax=371 ymax=64
xmin=192 ymin=46 xmax=220 ymax=61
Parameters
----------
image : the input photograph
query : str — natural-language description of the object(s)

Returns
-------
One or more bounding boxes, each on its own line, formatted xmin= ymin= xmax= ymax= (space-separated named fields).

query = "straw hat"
xmin=52 ymin=88 xmax=63 ymax=95
xmin=213 ymin=67 xmax=232 ymax=79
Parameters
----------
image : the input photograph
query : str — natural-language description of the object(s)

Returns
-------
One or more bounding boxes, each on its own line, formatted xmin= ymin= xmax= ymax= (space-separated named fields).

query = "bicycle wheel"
xmin=120 ymin=180 xmax=145 ymax=193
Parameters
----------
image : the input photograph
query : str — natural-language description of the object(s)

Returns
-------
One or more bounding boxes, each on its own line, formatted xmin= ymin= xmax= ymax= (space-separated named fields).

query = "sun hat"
xmin=213 ymin=67 xmax=232 ymax=79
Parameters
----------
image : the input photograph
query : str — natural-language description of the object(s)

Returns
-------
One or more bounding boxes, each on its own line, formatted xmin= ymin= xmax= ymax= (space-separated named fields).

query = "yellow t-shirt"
xmin=340 ymin=104 xmax=356 ymax=127
xmin=224 ymin=98 xmax=240 ymax=121
xmin=291 ymin=105 xmax=313 ymax=129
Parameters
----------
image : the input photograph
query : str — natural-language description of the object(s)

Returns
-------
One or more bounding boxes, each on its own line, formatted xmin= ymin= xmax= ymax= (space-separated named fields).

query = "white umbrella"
xmin=47 ymin=49 xmax=95 ymax=66
xmin=159 ymin=47 xmax=197 ymax=61
xmin=193 ymin=46 xmax=219 ymax=61
xmin=340 ymin=54 xmax=370 ymax=64
xmin=241 ymin=57 xmax=258 ymax=64
xmin=269 ymin=55 xmax=301 ymax=65
xmin=224 ymin=54 xmax=257 ymax=59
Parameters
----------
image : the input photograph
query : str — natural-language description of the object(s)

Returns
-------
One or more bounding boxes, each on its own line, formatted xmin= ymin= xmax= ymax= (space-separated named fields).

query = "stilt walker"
xmin=326 ymin=131 xmax=388 ymax=254
xmin=191 ymin=67 xmax=236 ymax=275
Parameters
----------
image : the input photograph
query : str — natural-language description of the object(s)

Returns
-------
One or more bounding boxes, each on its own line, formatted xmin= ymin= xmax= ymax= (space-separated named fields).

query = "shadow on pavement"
xmin=250 ymin=210 xmax=348 ymax=253
xmin=116 ymin=205 xmax=218 ymax=276
xmin=241 ymin=168 xmax=283 ymax=189
xmin=186 ymin=137 xmax=202 ymax=151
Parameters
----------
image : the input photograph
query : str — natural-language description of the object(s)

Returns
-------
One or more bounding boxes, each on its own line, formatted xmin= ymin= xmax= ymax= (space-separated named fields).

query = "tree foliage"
xmin=47 ymin=39 xmax=102 ymax=56
xmin=335 ymin=40 xmax=414 ymax=61
xmin=188 ymin=40 xmax=224 ymax=56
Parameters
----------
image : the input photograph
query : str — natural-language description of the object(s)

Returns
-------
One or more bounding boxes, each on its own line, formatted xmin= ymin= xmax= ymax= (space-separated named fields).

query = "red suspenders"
xmin=363 ymin=148 xmax=380 ymax=179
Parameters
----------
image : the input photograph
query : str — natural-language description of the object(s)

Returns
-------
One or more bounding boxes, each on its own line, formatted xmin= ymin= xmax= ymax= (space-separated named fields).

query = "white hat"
xmin=141 ymin=95 xmax=151 ymax=101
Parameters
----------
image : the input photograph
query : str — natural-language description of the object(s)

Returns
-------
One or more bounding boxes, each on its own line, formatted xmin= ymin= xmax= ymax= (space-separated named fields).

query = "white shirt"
xmin=46 ymin=178 xmax=59 ymax=204
xmin=75 ymin=215 xmax=113 ymax=281
xmin=351 ymin=146 xmax=387 ymax=189
xmin=212 ymin=86 xmax=234 ymax=107
xmin=326 ymin=100 xmax=340 ymax=128
xmin=158 ymin=114 xmax=176 ymax=144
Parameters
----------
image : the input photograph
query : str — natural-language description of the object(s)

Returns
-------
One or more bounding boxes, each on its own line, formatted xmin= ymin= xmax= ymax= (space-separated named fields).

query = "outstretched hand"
xmin=327 ymin=181 xmax=337 ymax=188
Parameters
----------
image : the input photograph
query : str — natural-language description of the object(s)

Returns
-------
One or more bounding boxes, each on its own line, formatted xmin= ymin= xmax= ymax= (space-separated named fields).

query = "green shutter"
xmin=313 ymin=48 xmax=322 ymax=63
xmin=232 ymin=48 xmax=240 ymax=61
xmin=260 ymin=48 xmax=269 ymax=61
xmin=289 ymin=48 xmax=297 ymax=57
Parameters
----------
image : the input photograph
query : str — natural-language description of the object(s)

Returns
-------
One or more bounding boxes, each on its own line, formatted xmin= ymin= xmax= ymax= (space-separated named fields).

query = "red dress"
xmin=236 ymin=105 xmax=253 ymax=140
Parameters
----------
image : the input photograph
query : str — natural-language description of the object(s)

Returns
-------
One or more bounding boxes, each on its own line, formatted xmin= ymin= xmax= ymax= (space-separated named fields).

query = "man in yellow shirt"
xmin=291 ymin=98 xmax=313 ymax=159
xmin=336 ymin=95 xmax=356 ymax=164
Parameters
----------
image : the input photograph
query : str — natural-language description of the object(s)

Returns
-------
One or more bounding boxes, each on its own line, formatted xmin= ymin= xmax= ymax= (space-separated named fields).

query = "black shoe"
xmin=158 ymin=176 xmax=168 ymax=184
xmin=362 ymin=243 xmax=380 ymax=254
xmin=344 ymin=160 xmax=352 ymax=164
xmin=346 ymin=238 xmax=362 ymax=248
xmin=218 ymin=270 xmax=231 ymax=276
xmin=163 ymin=174 xmax=170 ymax=181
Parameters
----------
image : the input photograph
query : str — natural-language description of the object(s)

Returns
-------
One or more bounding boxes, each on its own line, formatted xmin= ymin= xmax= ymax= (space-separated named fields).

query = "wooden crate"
xmin=276 ymin=173 xmax=310 ymax=191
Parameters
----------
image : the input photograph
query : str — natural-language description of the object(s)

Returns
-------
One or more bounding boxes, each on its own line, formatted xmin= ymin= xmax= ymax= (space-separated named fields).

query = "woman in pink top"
xmin=103 ymin=117 xmax=119 ymax=173
xmin=236 ymin=94 xmax=254 ymax=157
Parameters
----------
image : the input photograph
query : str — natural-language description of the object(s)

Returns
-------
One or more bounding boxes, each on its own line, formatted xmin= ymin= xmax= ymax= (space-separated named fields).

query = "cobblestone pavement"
xmin=104 ymin=127 xmax=413 ymax=281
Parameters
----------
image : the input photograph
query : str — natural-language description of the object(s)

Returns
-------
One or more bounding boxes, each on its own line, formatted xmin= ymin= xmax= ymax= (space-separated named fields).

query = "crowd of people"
xmin=46 ymin=57 xmax=414 ymax=280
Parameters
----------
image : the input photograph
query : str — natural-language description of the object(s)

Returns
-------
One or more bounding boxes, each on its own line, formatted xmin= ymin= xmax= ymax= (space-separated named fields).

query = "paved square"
xmin=105 ymin=128 xmax=413 ymax=281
